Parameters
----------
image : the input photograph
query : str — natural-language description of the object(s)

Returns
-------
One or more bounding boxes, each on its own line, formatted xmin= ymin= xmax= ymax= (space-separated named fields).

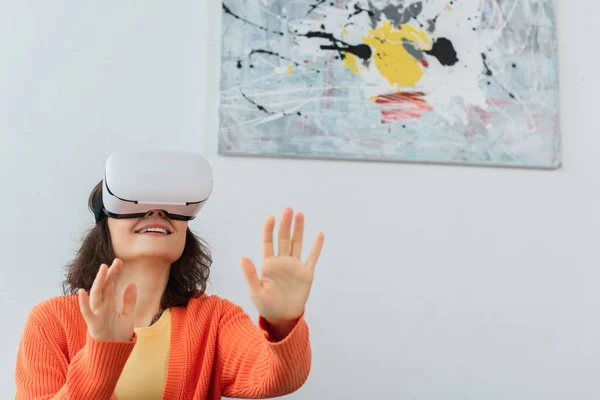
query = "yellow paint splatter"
xmin=445 ymin=5 xmax=452 ymax=11
xmin=287 ymin=65 xmax=293 ymax=76
xmin=360 ymin=21 xmax=432 ymax=88
xmin=342 ymin=52 xmax=360 ymax=74
xmin=342 ymin=27 xmax=349 ymax=36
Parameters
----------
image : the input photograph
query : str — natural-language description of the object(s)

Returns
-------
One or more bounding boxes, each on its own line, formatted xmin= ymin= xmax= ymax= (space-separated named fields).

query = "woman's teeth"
xmin=137 ymin=227 xmax=169 ymax=234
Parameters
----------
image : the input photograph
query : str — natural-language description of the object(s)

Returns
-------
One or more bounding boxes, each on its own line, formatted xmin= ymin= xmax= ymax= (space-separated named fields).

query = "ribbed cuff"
xmin=258 ymin=313 xmax=309 ymax=346
xmin=70 ymin=331 xmax=137 ymax=396
xmin=84 ymin=331 xmax=137 ymax=373
xmin=257 ymin=313 xmax=311 ymax=391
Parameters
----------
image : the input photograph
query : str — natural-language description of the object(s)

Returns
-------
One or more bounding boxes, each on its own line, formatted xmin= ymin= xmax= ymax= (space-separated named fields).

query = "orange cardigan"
xmin=14 ymin=293 xmax=311 ymax=399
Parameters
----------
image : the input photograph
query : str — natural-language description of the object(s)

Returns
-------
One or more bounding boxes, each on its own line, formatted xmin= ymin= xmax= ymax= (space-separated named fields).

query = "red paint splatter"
xmin=372 ymin=92 xmax=433 ymax=122
xmin=421 ymin=59 xmax=429 ymax=67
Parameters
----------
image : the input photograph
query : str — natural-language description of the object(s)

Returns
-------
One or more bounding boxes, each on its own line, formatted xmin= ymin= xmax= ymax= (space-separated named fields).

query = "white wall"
xmin=1 ymin=1 xmax=598 ymax=399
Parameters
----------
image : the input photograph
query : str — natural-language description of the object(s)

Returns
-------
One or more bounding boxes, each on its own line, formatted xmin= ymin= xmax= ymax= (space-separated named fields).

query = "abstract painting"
xmin=218 ymin=0 xmax=561 ymax=169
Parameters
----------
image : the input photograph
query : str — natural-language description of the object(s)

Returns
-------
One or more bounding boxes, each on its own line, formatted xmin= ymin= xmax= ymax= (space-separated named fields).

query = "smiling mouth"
xmin=136 ymin=227 xmax=172 ymax=235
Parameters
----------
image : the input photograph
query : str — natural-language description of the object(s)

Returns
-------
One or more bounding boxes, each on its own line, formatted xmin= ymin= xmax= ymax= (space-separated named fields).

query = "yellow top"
xmin=114 ymin=308 xmax=171 ymax=399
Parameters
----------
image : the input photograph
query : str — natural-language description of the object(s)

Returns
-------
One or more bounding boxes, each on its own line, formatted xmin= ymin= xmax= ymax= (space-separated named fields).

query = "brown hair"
xmin=62 ymin=181 xmax=212 ymax=309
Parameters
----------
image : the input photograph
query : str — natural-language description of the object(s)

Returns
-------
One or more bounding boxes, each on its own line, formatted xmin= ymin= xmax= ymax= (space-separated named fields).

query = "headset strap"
xmin=93 ymin=190 xmax=106 ymax=223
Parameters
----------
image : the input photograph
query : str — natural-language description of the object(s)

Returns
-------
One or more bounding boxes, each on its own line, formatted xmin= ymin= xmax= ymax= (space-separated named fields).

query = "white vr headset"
xmin=93 ymin=150 xmax=213 ymax=223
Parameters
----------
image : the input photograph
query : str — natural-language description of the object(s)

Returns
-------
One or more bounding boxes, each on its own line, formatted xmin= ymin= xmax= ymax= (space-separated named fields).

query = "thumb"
xmin=121 ymin=282 xmax=137 ymax=317
xmin=240 ymin=257 xmax=261 ymax=295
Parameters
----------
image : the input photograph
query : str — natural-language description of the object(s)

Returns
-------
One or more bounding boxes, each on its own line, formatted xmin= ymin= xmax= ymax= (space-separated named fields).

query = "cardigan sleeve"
xmin=14 ymin=307 xmax=136 ymax=400
xmin=216 ymin=300 xmax=312 ymax=398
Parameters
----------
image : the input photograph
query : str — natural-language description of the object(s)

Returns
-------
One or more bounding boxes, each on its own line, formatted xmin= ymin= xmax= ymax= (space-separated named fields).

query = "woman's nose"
xmin=145 ymin=209 xmax=168 ymax=218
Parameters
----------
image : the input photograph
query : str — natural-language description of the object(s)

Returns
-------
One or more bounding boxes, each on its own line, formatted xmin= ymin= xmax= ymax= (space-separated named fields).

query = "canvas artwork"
xmin=218 ymin=0 xmax=561 ymax=169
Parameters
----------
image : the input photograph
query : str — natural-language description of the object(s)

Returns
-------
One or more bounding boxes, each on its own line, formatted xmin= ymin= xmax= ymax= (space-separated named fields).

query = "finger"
xmin=240 ymin=257 xmax=262 ymax=295
xmin=103 ymin=278 xmax=117 ymax=309
xmin=305 ymin=232 xmax=325 ymax=271
xmin=105 ymin=258 xmax=123 ymax=283
xmin=277 ymin=207 xmax=293 ymax=256
xmin=291 ymin=212 xmax=304 ymax=260
xmin=262 ymin=216 xmax=275 ymax=259
xmin=89 ymin=264 xmax=108 ymax=311
xmin=103 ymin=259 xmax=122 ymax=305
xmin=78 ymin=289 xmax=95 ymax=322
xmin=120 ymin=283 xmax=137 ymax=317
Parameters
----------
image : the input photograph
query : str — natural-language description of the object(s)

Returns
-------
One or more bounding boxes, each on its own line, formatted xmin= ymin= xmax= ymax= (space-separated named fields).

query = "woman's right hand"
xmin=77 ymin=258 xmax=137 ymax=342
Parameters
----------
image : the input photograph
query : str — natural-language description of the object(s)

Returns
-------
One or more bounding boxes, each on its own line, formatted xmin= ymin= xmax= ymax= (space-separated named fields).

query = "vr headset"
xmin=93 ymin=150 xmax=213 ymax=223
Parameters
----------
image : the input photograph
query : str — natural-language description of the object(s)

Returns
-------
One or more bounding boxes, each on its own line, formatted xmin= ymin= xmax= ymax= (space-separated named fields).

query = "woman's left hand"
xmin=240 ymin=207 xmax=324 ymax=333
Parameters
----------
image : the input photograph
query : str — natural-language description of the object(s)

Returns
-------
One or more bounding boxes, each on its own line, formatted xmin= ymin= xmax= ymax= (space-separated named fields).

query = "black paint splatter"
xmin=425 ymin=38 xmax=458 ymax=66
xmin=306 ymin=0 xmax=328 ymax=16
xmin=236 ymin=60 xmax=242 ymax=69
xmin=300 ymin=31 xmax=372 ymax=61
xmin=248 ymin=49 xmax=321 ymax=73
xmin=481 ymin=53 xmax=493 ymax=76
xmin=481 ymin=54 xmax=518 ymax=100
xmin=222 ymin=4 xmax=284 ymax=36
xmin=349 ymin=3 xmax=374 ymax=19
xmin=240 ymin=89 xmax=305 ymax=117
xmin=241 ymin=91 xmax=270 ymax=113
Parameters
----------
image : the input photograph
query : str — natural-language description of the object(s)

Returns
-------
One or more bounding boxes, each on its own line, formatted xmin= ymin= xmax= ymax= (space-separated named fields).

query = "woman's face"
xmin=107 ymin=210 xmax=188 ymax=264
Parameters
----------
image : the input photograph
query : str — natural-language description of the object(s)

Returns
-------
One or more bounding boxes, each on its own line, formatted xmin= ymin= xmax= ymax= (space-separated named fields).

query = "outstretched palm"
xmin=240 ymin=208 xmax=325 ymax=323
xmin=78 ymin=259 xmax=138 ymax=342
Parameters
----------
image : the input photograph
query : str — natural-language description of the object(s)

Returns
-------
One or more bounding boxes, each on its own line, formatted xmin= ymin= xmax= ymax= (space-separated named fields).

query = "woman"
xmin=14 ymin=181 xmax=325 ymax=399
